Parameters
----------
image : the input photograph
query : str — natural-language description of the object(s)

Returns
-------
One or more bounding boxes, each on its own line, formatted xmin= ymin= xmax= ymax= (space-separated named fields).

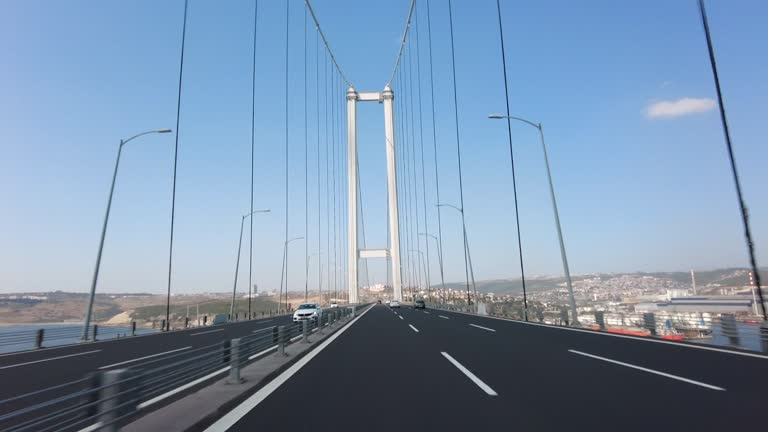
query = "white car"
xmin=329 ymin=303 xmax=339 ymax=308
xmin=293 ymin=303 xmax=321 ymax=323
xmin=388 ymin=300 xmax=400 ymax=308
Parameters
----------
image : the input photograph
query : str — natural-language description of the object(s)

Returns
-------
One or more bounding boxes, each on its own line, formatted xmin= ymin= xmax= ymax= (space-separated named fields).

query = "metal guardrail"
xmin=428 ymin=302 xmax=768 ymax=353
xmin=0 ymin=323 xmax=149 ymax=352
xmin=0 ymin=312 xmax=292 ymax=354
xmin=0 ymin=306 xmax=359 ymax=432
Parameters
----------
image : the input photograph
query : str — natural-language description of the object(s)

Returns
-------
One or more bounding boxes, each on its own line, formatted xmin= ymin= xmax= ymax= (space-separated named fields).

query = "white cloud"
xmin=645 ymin=97 xmax=716 ymax=119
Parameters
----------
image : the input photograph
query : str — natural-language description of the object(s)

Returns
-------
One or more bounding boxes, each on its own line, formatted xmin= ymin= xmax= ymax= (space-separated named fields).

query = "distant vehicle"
xmin=293 ymin=303 xmax=321 ymax=323
xmin=388 ymin=300 xmax=400 ymax=308
xmin=329 ymin=303 xmax=339 ymax=308
xmin=377 ymin=299 xmax=382 ymax=304
xmin=414 ymin=300 xmax=426 ymax=309
xmin=212 ymin=314 xmax=228 ymax=325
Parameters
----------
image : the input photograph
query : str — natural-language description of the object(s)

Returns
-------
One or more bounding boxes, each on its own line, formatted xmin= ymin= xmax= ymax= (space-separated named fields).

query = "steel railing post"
xmin=96 ymin=369 xmax=128 ymax=432
xmin=720 ymin=314 xmax=740 ymax=346
xmin=643 ymin=313 xmax=657 ymax=336
xmin=35 ymin=328 xmax=44 ymax=349
xmin=131 ymin=321 xmax=136 ymax=336
xmin=222 ymin=339 xmax=231 ymax=364
xmin=277 ymin=325 xmax=287 ymax=356
xmin=760 ymin=322 xmax=768 ymax=353
xmin=92 ymin=324 xmax=98 ymax=341
xmin=302 ymin=320 xmax=309 ymax=343
xmin=595 ymin=311 xmax=605 ymax=330
xmin=227 ymin=338 xmax=244 ymax=384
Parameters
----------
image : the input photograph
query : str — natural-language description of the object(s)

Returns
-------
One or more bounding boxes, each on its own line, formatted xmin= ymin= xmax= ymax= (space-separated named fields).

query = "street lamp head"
xmin=488 ymin=114 xmax=505 ymax=119
xmin=156 ymin=129 xmax=173 ymax=133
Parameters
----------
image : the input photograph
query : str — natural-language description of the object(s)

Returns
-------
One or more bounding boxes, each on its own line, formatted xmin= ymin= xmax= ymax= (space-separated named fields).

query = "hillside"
xmin=434 ymin=267 xmax=766 ymax=295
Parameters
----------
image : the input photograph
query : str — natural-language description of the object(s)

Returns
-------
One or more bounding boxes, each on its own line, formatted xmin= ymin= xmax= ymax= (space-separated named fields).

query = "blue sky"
xmin=1 ymin=0 xmax=766 ymax=295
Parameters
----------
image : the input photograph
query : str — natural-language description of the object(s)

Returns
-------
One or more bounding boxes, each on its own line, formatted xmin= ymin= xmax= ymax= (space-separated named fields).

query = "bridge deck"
xmin=208 ymin=304 xmax=764 ymax=431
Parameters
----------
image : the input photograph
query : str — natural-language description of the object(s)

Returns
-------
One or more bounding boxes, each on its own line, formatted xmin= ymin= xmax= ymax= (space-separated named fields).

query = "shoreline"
xmin=0 ymin=321 xmax=83 ymax=327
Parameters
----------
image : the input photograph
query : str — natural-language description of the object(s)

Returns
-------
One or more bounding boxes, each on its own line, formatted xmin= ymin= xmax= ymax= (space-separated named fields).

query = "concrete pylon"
xmin=347 ymin=86 xmax=402 ymax=303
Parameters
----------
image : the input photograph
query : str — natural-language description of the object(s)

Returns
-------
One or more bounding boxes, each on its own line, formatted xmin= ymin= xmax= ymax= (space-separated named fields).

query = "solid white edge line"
xmin=439 ymin=315 xmax=449 ymax=319
xmin=438 ymin=309 xmax=768 ymax=360
xmin=204 ymin=305 xmax=374 ymax=432
xmin=409 ymin=324 xmax=419 ymax=333
xmin=0 ymin=350 xmax=101 ymax=370
xmin=469 ymin=324 xmax=496 ymax=332
xmin=248 ymin=345 xmax=277 ymax=361
xmin=568 ymin=349 xmax=725 ymax=391
xmin=440 ymin=352 xmax=497 ymax=396
xmin=137 ymin=366 xmax=231 ymax=409
xmin=77 ymin=421 xmax=103 ymax=432
xmin=190 ymin=329 xmax=225 ymax=336
xmin=98 ymin=346 xmax=192 ymax=369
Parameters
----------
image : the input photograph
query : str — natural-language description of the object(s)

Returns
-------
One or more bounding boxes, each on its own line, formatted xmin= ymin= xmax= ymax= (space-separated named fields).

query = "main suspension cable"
xmin=304 ymin=0 xmax=354 ymax=88
xmin=386 ymin=0 xmax=417 ymax=88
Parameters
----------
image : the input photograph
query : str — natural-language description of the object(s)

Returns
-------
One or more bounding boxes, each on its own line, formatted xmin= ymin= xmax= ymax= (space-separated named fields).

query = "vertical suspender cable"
xmin=304 ymin=6 xmax=309 ymax=303
xmin=340 ymin=74 xmax=348 ymax=301
xmin=395 ymin=73 xmax=404 ymax=295
xmin=166 ymin=0 xmax=189 ymax=331
xmin=414 ymin=5 xmax=432 ymax=300
xmin=316 ymin=28 xmax=322 ymax=304
xmin=356 ymin=151 xmax=372 ymax=291
xmin=282 ymin=0 xmax=290 ymax=313
xmin=425 ymin=0 xmax=447 ymax=303
xmin=697 ymin=0 xmax=764 ymax=320
xmin=403 ymin=52 xmax=415 ymax=299
xmin=331 ymin=69 xmax=338 ymax=303
xmin=495 ymin=0 xmax=528 ymax=320
xmin=399 ymin=66 xmax=413 ymax=298
xmin=395 ymin=69 xmax=408 ymax=294
xmin=248 ymin=0 xmax=259 ymax=319
xmin=447 ymin=0 xmax=472 ymax=306
xmin=325 ymin=50 xmax=331 ymax=305
xmin=407 ymin=32 xmax=423 ymax=294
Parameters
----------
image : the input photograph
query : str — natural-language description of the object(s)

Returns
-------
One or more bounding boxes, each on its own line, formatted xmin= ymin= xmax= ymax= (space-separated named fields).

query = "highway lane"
xmin=0 ymin=315 xmax=293 ymax=410
xmin=218 ymin=304 xmax=506 ymax=431
xmin=396 ymin=306 xmax=764 ymax=430
xmin=210 ymin=304 xmax=764 ymax=431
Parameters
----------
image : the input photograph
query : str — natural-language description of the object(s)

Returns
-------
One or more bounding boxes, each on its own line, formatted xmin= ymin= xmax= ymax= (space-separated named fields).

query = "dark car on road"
xmin=414 ymin=299 xmax=426 ymax=309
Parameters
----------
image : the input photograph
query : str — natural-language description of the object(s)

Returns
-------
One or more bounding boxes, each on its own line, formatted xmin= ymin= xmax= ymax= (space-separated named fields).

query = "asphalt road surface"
xmin=208 ymin=304 xmax=765 ymax=432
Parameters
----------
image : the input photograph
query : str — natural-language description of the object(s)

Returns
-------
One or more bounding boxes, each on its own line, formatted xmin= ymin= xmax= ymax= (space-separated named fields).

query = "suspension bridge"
xmin=0 ymin=0 xmax=766 ymax=431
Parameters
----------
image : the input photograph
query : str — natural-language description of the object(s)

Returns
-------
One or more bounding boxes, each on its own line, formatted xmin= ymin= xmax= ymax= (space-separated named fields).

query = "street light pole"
xmin=82 ymin=129 xmax=172 ymax=341
xmin=437 ymin=203 xmax=476 ymax=307
xmin=419 ymin=232 xmax=446 ymax=303
xmin=409 ymin=249 xmax=430 ymax=298
xmin=488 ymin=114 xmax=578 ymax=324
xmin=230 ymin=209 xmax=270 ymax=320
xmin=279 ymin=236 xmax=304 ymax=313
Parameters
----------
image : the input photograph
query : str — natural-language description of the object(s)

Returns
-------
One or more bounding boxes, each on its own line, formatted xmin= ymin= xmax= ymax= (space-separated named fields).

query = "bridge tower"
xmin=347 ymin=85 xmax=402 ymax=303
